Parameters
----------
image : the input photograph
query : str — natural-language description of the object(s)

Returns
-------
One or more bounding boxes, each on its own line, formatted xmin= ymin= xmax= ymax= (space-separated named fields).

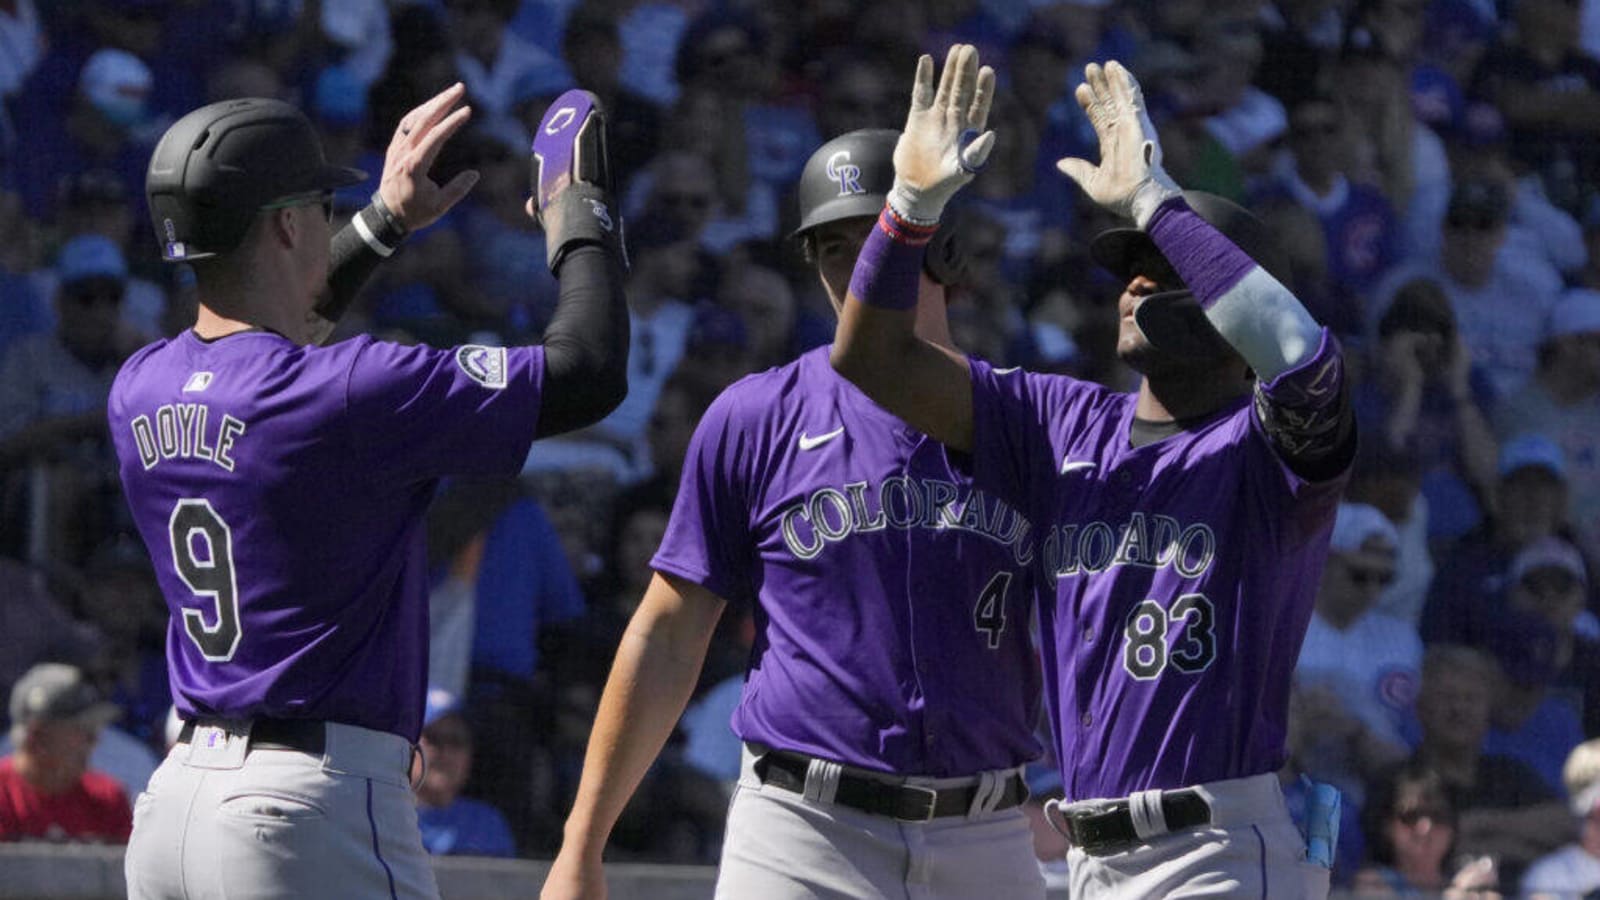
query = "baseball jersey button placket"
xmin=1081 ymin=711 xmax=1092 ymax=727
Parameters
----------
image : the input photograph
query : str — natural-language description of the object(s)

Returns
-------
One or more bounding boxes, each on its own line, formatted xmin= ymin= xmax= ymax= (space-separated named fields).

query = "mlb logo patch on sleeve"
xmin=455 ymin=345 xmax=508 ymax=390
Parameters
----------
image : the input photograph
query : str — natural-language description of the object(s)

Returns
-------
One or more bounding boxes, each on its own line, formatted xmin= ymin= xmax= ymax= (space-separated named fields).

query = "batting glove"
xmin=888 ymin=44 xmax=997 ymax=226
xmin=531 ymin=89 xmax=626 ymax=273
xmin=1056 ymin=61 xmax=1181 ymax=230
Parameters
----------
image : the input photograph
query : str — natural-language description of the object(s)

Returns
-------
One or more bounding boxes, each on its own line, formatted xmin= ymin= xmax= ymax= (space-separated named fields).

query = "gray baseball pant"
xmin=124 ymin=720 xmax=438 ymax=900
xmin=715 ymin=744 xmax=1046 ymax=900
xmin=1058 ymin=773 xmax=1331 ymax=899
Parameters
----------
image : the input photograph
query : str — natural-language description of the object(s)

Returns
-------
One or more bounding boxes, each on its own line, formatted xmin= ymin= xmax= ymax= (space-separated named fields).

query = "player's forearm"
xmin=1256 ymin=330 xmax=1356 ymax=479
xmin=535 ymin=245 xmax=629 ymax=438
xmin=560 ymin=575 xmax=722 ymax=855
xmin=830 ymin=209 xmax=975 ymax=451
xmin=1145 ymin=196 xmax=1322 ymax=380
xmin=313 ymin=199 xmax=411 ymax=342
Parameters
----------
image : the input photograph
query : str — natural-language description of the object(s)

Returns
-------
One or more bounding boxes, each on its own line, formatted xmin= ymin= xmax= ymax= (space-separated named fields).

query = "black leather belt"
xmin=753 ymin=750 xmax=1028 ymax=822
xmin=1059 ymin=789 xmax=1212 ymax=856
xmin=177 ymin=718 xmax=327 ymax=755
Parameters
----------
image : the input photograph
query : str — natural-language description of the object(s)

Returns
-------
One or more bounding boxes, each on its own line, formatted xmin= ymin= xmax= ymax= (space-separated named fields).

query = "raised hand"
xmin=526 ymin=89 xmax=624 ymax=273
xmin=378 ymin=83 xmax=480 ymax=231
xmin=889 ymin=44 xmax=996 ymax=225
xmin=1055 ymin=61 xmax=1180 ymax=229
xmin=540 ymin=851 xmax=607 ymax=900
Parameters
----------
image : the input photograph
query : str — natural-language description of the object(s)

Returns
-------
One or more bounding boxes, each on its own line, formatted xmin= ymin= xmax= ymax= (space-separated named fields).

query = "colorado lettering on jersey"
xmin=129 ymin=403 xmax=247 ymax=472
xmin=1040 ymin=512 xmax=1216 ymax=581
xmin=778 ymin=476 xmax=1033 ymax=565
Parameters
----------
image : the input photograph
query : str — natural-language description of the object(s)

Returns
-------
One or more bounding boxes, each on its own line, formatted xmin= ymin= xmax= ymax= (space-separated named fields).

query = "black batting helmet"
xmin=1089 ymin=191 xmax=1289 ymax=358
xmin=1089 ymin=191 xmax=1289 ymax=286
xmin=794 ymin=128 xmax=897 ymax=238
xmin=146 ymin=98 xmax=367 ymax=262
xmin=793 ymin=128 xmax=965 ymax=285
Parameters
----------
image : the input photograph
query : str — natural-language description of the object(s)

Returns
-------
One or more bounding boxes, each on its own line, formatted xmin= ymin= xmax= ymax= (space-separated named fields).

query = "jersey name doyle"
xmin=108 ymin=331 xmax=545 ymax=742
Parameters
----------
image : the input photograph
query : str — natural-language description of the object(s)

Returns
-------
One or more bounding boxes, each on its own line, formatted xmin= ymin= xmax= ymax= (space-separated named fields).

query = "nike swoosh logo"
xmin=992 ymin=366 xmax=1021 ymax=374
xmin=1061 ymin=459 xmax=1097 ymax=474
xmin=798 ymin=427 xmax=845 ymax=450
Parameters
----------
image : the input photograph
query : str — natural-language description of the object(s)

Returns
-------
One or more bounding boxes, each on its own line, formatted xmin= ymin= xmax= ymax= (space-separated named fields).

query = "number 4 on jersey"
xmin=974 ymin=571 xmax=1012 ymax=649
xmin=168 ymin=499 xmax=242 ymax=662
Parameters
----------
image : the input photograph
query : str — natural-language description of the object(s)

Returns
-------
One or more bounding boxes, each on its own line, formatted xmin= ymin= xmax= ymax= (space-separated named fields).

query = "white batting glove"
xmin=1056 ymin=61 xmax=1181 ymax=229
xmin=888 ymin=44 xmax=997 ymax=226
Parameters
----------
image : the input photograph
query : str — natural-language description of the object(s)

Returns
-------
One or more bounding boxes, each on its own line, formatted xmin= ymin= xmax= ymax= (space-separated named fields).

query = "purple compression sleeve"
xmin=1145 ymin=197 xmax=1256 ymax=310
xmin=847 ymin=205 xmax=935 ymax=311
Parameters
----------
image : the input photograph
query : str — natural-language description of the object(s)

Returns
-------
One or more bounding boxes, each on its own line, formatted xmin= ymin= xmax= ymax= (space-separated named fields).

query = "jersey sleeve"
xmin=1251 ymin=327 xmax=1356 ymax=487
xmin=650 ymin=386 xmax=754 ymax=605
xmin=344 ymin=339 xmax=546 ymax=484
xmin=967 ymin=358 xmax=1084 ymax=519
xmin=1242 ymin=331 xmax=1353 ymax=546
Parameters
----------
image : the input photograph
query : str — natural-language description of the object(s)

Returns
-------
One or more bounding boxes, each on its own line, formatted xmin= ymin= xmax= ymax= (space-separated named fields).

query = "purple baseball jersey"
xmin=653 ymin=347 xmax=1042 ymax=777
xmin=108 ymin=330 xmax=545 ymax=742
xmin=967 ymin=344 xmax=1348 ymax=801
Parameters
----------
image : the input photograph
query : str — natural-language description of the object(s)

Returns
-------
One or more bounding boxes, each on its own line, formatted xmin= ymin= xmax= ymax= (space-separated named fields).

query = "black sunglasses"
xmin=1344 ymin=564 xmax=1395 ymax=588
xmin=261 ymin=190 xmax=335 ymax=223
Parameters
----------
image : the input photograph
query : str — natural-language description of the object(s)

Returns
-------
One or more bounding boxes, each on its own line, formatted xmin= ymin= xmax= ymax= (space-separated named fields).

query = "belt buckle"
xmin=1064 ymin=801 xmax=1129 ymax=857
xmin=894 ymin=783 xmax=940 ymax=822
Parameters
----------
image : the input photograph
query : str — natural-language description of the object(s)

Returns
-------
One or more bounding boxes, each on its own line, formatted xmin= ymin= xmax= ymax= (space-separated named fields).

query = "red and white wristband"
xmin=847 ymin=203 xmax=938 ymax=311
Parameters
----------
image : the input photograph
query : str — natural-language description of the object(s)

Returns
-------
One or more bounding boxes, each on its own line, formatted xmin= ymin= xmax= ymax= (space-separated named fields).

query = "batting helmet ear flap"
xmin=923 ymin=220 xmax=967 ymax=286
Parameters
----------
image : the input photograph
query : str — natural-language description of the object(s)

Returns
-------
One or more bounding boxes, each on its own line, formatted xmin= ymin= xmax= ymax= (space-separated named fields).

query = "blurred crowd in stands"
xmin=4 ymin=0 xmax=1600 ymax=895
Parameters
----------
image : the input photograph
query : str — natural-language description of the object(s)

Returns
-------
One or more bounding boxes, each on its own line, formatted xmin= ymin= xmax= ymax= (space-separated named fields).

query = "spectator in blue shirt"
xmin=413 ymin=688 xmax=516 ymax=859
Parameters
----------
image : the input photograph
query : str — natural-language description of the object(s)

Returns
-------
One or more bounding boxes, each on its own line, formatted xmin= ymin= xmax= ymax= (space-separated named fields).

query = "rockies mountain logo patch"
xmin=455 ymin=345 xmax=508 ymax=389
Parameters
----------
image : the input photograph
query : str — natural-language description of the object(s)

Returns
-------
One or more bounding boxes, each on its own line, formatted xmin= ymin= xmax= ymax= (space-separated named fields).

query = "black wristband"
xmin=353 ymin=192 xmax=410 ymax=257
xmin=543 ymin=183 xmax=626 ymax=274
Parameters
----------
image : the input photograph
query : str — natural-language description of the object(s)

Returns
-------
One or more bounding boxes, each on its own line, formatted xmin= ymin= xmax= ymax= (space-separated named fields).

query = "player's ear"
xmin=265 ymin=207 xmax=298 ymax=251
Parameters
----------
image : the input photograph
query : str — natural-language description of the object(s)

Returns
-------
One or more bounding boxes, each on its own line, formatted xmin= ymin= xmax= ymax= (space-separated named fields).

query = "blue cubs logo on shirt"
xmin=826 ymin=150 xmax=863 ymax=196
xmin=455 ymin=345 xmax=508 ymax=390
xmin=1377 ymin=667 xmax=1420 ymax=713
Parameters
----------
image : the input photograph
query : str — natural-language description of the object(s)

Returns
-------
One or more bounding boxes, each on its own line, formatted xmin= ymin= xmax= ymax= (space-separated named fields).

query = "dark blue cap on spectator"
xmin=1409 ymin=66 xmax=1462 ymax=130
xmin=79 ymin=48 xmax=152 ymax=128
xmin=58 ymin=234 xmax=128 ymax=285
xmin=1499 ymin=433 xmax=1567 ymax=480
xmin=1510 ymin=536 xmax=1587 ymax=589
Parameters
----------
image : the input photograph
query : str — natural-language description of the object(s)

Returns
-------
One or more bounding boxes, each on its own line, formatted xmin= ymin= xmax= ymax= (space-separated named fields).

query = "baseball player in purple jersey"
xmin=113 ymin=84 xmax=629 ymax=899
xmin=541 ymin=129 xmax=1046 ymax=900
xmin=831 ymin=47 xmax=1356 ymax=898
